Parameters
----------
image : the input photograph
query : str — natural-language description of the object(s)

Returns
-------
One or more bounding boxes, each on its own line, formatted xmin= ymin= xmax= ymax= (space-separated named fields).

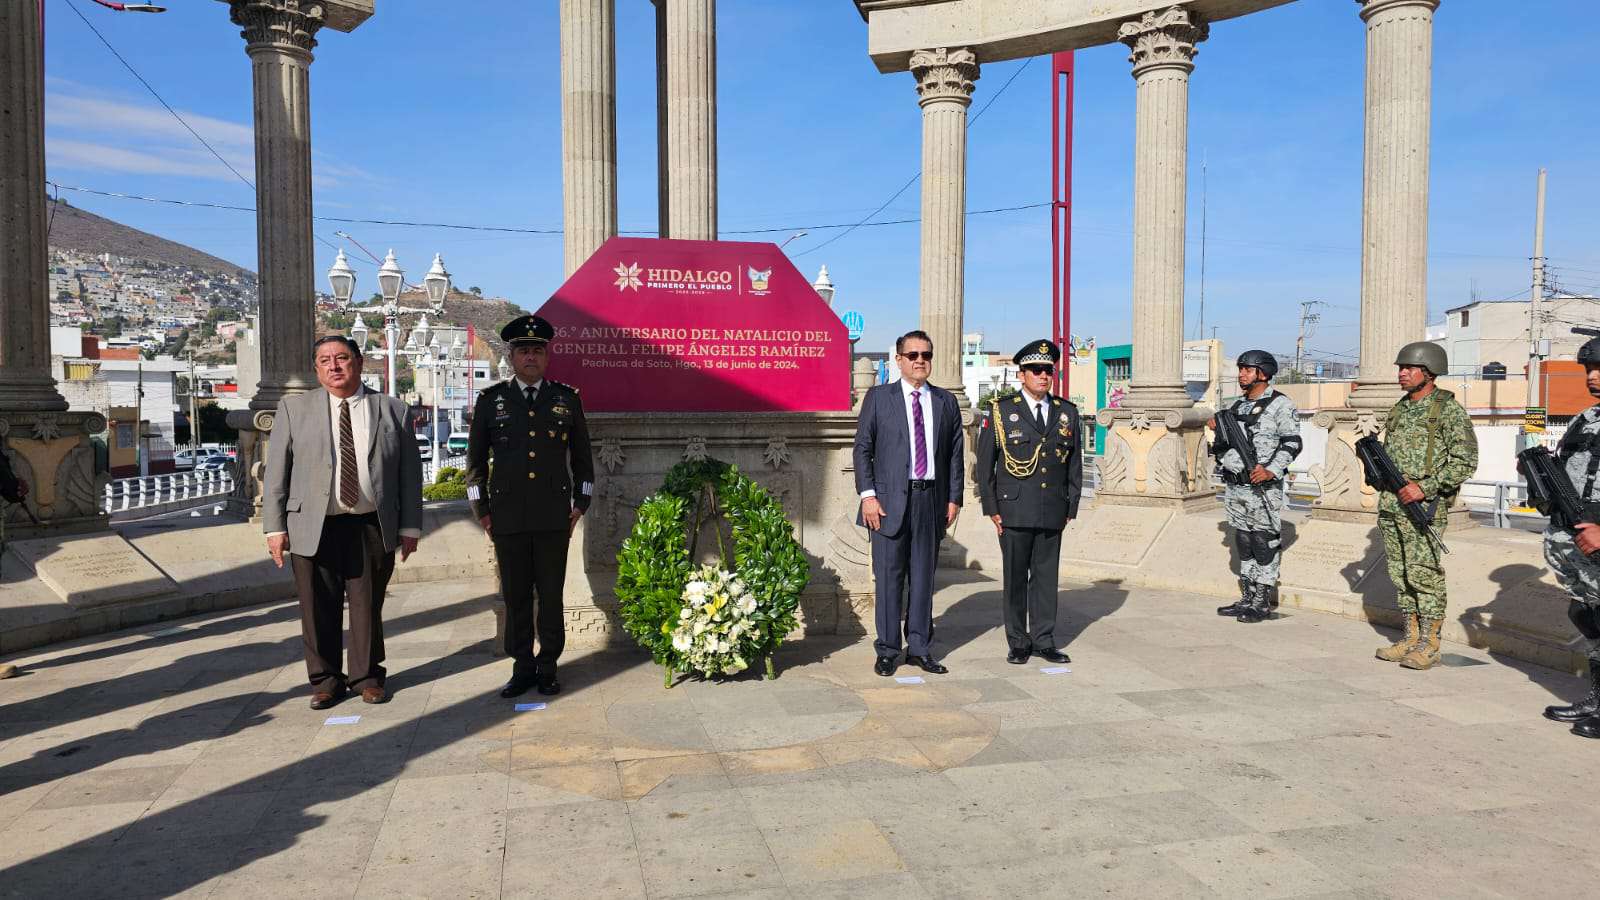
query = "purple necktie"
xmin=911 ymin=389 xmax=928 ymax=479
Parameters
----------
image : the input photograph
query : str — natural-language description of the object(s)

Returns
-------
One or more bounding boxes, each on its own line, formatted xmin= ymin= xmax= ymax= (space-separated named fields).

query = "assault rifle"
xmin=1517 ymin=445 xmax=1600 ymax=560
xmin=1355 ymin=435 xmax=1447 ymax=554
xmin=1213 ymin=407 xmax=1260 ymax=476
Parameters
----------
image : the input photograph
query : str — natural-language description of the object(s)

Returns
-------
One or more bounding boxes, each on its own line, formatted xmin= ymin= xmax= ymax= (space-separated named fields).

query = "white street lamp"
xmin=328 ymin=249 xmax=356 ymax=304
xmin=350 ymin=312 xmax=369 ymax=350
xmin=377 ymin=249 xmax=404 ymax=304
xmin=424 ymin=253 xmax=451 ymax=311
xmin=813 ymin=265 xmax=835 ymax=307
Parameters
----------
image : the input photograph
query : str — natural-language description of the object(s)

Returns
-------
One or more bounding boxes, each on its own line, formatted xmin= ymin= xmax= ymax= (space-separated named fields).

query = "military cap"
xmin=1014 ymin=339 xmax=1062 ymax=367
xmin=501 ymin=314 xmax=554 ymax=346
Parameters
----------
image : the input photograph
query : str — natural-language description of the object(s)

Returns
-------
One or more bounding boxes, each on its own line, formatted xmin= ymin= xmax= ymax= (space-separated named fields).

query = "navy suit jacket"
xmin=852 ymin=381 xmax=964 ymax=537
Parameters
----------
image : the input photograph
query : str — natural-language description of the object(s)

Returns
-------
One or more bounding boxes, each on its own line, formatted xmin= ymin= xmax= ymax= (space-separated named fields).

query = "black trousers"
xmin=493 ymin=529 xmax=570 ymax=677
xmin=289 ymin=513 xmax=393 ymax=691
xmin=870 ymin=482 xmax=940 ymax=658
xmin=1000 ymin=526 xmax=1062 ymax=652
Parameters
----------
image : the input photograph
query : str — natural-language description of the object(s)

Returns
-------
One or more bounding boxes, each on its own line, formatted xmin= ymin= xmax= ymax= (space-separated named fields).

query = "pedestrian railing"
xmin=104 ymin=469 xmax=235 ymax=514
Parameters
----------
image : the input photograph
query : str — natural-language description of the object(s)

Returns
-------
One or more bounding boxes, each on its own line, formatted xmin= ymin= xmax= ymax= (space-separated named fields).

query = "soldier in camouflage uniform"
xmin=1211 ymin=351 xmax=1302 ymax=623
xmin=1373 ymin=342 xmax=1477 ymax=670
xmin=1531 ymin=337 xmax=1600 ymax=738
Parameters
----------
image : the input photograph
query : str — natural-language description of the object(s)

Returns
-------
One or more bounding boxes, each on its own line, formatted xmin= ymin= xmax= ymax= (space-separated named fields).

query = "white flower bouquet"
xmin=668 ymin=564 xmax=761 ymax=677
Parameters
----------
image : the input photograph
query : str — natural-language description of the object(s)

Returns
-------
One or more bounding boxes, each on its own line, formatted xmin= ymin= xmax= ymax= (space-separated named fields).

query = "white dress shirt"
xmin=860 ymin=379 xmax=937 ymax=500
xmin=514 ymin=376 xmax=544 ymax=400
xmin=1020 ymin=386 xmax=1050 ymax=428
xmin=327 ymin=387 xmax=378 ymax=517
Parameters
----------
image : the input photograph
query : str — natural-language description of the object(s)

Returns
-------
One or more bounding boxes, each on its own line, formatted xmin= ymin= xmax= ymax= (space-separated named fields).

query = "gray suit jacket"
xmin=262 ymin=387 xmax=423 ymax=558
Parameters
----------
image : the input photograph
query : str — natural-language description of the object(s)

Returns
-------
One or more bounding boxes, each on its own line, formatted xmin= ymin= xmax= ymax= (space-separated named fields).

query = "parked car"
xmin=415 ymin=434 xmax=433 ymax=461
xmin=446 ymin=432 xmax=469 ymax=455
xmin=175 ymin=448 xmax=224 ymax=470
xmin=196 ymin=456 xmax=232 ymax=473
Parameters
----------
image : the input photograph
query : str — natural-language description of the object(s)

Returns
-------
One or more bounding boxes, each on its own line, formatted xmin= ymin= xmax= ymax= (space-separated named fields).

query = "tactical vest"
xmin=1558 ymin=410 xmax=1600 ymax=501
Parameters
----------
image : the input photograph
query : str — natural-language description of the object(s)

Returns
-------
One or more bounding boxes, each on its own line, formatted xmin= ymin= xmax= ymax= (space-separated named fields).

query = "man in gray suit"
xmin=264 ymin=336 xmax=423 ymax=708
xmin=854 ymin=330 xmax=964 ymax=677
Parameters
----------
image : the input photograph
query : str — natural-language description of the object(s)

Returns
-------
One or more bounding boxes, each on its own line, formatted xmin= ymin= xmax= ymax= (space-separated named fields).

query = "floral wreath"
xmin=615 ymin=458 xmax=809 ymax=686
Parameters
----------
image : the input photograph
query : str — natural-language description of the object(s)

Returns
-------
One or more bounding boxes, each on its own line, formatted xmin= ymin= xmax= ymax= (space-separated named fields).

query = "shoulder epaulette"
xmin=548 ymin=380 xmax=577 ymax=394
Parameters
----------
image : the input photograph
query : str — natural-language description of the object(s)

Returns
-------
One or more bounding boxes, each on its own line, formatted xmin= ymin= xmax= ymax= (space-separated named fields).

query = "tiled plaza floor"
xmin=1 ymin=573 xmax=1597 ymax=898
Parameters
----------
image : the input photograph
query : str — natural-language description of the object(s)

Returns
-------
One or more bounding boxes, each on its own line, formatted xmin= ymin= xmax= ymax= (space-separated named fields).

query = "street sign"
xmin=841 ymin=310 xmax=865 ymax=342
xmin=1524 ymin=406 xmax=1547 ymax=434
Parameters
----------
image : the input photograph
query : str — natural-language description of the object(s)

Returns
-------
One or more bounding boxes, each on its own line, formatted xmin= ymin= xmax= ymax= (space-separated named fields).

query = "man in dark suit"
xmin=465 ymin=315 xmax=594 ymax=699
xmin=264 ymin=335 xmax=424 ymax=708
xmin=853 ymin=329 xmax=964 ymax=676
xmin=976 ymin=339 xmax=1083 ymax=665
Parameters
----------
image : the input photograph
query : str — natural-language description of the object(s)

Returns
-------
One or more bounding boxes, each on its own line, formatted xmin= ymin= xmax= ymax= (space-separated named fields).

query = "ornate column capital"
xmin=910 ymin=47 xmax=979 ymax=107
xmin=227 ymin=0 xmax=325 ymax=57
xmin=1357 ymin=0 xmax=1440 ymax=23
xmin=1118 ymin=6 xmax=1209 ymax=78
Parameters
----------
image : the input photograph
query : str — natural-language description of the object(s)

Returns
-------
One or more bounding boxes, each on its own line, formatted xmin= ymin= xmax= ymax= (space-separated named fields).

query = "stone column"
xmin=1094 ymin=7 xmax=1213 ymax=509
xmin=0 ymin=0 xmax=107 ymax=532
xmin=1121 ymin=6 xmax=1205 ymax=410
xmin=1312 ymin=0 xmax=1439 ymax=518
xmin=0 ymin=0 xmax=65 ymax=414
xmin=230 ymin=0 xmax=323 ymax=412
xmin=663 ymin=0 xmax=716 ymax=240
xmin=911 ymin=48 xmax=979 ymax=406
xmin=560 ymin=0 xmax=618 ymax=277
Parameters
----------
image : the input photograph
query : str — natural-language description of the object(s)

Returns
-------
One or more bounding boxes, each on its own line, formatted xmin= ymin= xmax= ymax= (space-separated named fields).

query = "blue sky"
xmin=42 ymin=0 xmax=1600 ymax=363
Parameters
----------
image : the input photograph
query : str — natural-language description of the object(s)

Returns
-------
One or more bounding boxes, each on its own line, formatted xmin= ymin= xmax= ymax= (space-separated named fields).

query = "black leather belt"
xmin=909 ymin=479 xmax=935 ymax=490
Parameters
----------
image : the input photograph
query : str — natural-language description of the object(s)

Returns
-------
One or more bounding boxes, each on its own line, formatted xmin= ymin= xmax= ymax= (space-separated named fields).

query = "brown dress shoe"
xmin=360 ymin=686 xmax=389 ymax=704
xmin=309 ymin=685 xmax=345 ymax=710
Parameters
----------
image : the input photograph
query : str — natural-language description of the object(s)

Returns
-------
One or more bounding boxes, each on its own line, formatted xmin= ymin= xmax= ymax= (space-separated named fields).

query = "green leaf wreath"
xmin=615 ymin=458 xmax=810 ymax=686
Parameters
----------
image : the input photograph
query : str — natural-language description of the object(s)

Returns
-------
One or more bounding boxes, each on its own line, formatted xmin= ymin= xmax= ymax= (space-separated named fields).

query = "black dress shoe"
xmin=905 ymin=655 xmax=948 ymax=675
xmin=536 ymin=672 xmax=561 ymax=696
xmin=499 ymin=674 xmax=538 ymax=699
xmin=1035 ymin=648 xmax=1071 ymax=664
xmin=874 ymin=656 xmax=898 ymax=677
xmin=1006 ymin=649 xmax=1030 ymax=665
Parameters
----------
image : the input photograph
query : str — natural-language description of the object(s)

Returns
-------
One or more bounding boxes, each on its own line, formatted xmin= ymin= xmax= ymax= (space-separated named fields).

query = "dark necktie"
xmin=338 ymin=399 xmax=359 ymax=509
xmin=525 ymin=385 xmax=538 ymax=407
xmin=1036 ymin=401 xmax=1046 ymax=431
xmin=911 ymin=389 xmax=928 ymax=479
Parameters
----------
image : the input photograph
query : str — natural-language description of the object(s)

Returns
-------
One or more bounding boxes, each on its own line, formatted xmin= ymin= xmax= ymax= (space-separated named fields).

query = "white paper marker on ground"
xmin=514 ymin=702 xmax=547 ymax=712
xmin=1040 ymin=666 xmax=1071 ymax=675
xmin=325 ymin=715 xmax=361 ymax=725
xmin=895 ymin=676 xmax=925 ymax=685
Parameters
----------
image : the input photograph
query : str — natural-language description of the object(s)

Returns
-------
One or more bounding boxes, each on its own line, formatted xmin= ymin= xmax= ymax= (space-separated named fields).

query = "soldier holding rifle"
xmin=1210 ymin=351 xmax=1301 ymax=624
xmin=1370 ymin=342 xmax=1477 ymax=671
xmin=1519 ymin=337 xmax=1600 ymax=738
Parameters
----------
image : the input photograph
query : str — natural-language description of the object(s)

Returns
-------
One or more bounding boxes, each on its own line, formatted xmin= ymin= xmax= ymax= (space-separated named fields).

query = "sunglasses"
xmin=900 ymin=351 xmax=934 ymax=362
xmin=1022 ymin=365 xmax=1055 ymax=376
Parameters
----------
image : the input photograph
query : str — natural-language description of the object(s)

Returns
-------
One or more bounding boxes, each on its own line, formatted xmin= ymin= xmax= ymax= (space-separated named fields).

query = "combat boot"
xmin=1265 ymin=585 xmax=1280 ymax=611
xmin=1546 ymin=660 xmax=1600 ymax=723
xmin=1572 ymin=713 xmax=1600 ymax=739
xmin=1399 ymin=617 xmax=1444 ymax=670
xmin=1376 ymin=613 xmax=1421 ymax=662
xmin=1217 ymin=578 xmax=1250 ymax=617
xmin=1236 ymin=583 xmax=1269 ymax=624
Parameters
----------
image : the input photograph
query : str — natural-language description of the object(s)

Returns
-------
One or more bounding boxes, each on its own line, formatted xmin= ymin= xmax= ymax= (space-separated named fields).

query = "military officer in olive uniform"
xmin=466 ymin=315 xmax=594 ymax=698
xmin=1373 ymin=341 xmax=1477 ymax=671
xmin=976 ymin=340 xmax=1083 ymax=665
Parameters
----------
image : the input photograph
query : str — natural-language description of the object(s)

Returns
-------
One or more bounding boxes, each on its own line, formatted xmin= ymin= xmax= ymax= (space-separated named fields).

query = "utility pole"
xmin=134 ymin=360 xmax=146 ymax=476
xmin=1294 ymin=301 xmax=1324 ymax=379
xmin=1197 ymin=151 xmax=1208 ymax=340
xmin=1527 ymin=168 xmax=1548 ymax=413
xmin=186 ymin=351 xmax=199 ymax=451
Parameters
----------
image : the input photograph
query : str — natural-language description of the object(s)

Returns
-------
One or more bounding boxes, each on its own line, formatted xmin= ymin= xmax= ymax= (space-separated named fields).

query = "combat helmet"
xmin=1394 ymin=341 xmax=1448 ymax=377
xmin=1579 ymin=337 xmax=1600 ymax=366
xmin=1236 ymin=350 xmax=1279 ymax=380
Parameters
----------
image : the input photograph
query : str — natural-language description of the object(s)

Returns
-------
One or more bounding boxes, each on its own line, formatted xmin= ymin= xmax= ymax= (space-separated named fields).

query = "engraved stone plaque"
xmin=1063 ymin=506 xmax=1173 ymax=567
xmin=9 ymin=533 xmax=177 ymax=608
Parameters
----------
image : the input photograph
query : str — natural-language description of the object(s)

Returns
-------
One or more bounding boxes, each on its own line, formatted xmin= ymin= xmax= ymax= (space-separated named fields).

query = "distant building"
xmin=1436 ymin=294 xmax=1600 ymax=377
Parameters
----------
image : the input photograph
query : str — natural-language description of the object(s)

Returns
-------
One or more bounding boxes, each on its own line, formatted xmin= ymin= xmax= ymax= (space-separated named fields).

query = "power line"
xmin=61 ymin=0 xmax=254 ymax=192
xmin=46 ymin=181 xmax=1050 ymax=238
xmin=794 ymin=57 xmax=1035 ymax=260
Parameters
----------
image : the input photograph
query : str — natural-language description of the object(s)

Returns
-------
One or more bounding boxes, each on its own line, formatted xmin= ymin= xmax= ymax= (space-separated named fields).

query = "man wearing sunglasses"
xmin=853 ymin=330 xmax=964 ymax=677
xmin=976 ymin=340 xmax=1082 ymax=665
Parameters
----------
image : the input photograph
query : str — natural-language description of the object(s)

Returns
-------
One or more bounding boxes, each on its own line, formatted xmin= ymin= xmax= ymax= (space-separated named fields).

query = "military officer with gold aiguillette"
xmin=466 ymin=315 xmax=594 ymax=699
xmin=976 ymin=339 xmax=1084 ymax=666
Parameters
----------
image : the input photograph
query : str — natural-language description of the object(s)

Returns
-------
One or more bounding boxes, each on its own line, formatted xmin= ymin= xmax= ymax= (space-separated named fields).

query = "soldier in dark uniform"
xmin=976 ymin=340 xmax=1084 ymax=665
xmin=465 ymin=315 xmax=594 ymax=698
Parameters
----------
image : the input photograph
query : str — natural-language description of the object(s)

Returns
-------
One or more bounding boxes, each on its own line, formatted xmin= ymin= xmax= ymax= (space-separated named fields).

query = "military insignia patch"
xmin=552 ymin=404 xmax=570 ymax=417
xmin=1008 ymin=413 xmax=1019 ymax=422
